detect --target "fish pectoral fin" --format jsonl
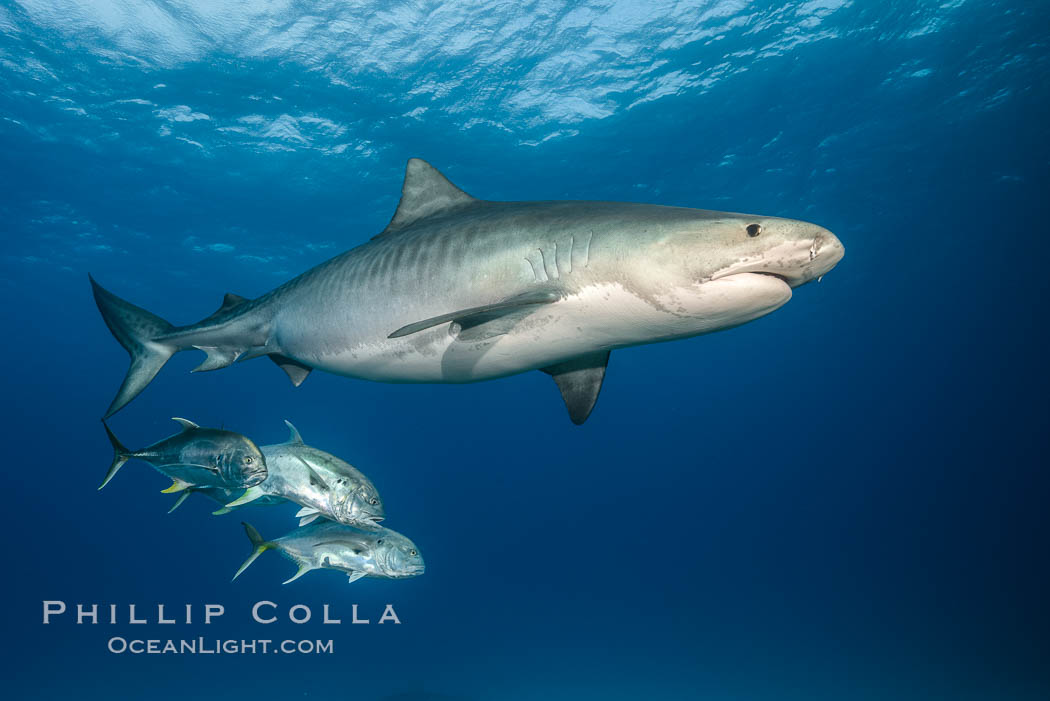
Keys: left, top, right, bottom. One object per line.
{"left": 225, "top": 486, "right": 265, "bottom": 508}
{"left": 269, "top": 354, "right": 312, "bottom": 387}
{"left": 347, "top": 571, "right": 366, "bottom": 584}
{"left": 387, "top": 290, "right": 559, "bottom": 339}
{"left": 295, "top": 456, "right": 329, "bottom": 490}
{"left": 298, "top": 513, "right": 322, "bottom": 527}
{"left": 170, "top": 417, "right": 200, "bottom": 431}
{"left": 295, "top": 506, "right": 320, "bottom": 518}
{"left": 211, "top": 507, "right": 233, "bottom": 516}
{"left": 541, "top": 351, "right": 611, "bottom": 425}
{"left": 160, "top": 478, "right": 194, "bottom": 494}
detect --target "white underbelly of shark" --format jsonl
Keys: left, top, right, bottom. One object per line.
{"left": 309, "top": 273, "right": 792, "bottom": 383}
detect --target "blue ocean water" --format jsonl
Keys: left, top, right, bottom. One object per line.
{"left": 2, "top": 1, "right": 1048, "bottom": 698}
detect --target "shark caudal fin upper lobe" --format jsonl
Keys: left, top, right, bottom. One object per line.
{"left": 233, "top": 522, "right": 276, "bottom": 581}
{"left": 90, "top": 276, "right": 178, "bottom": 419}
{"left": 100, "top": 421, "right": 131, "bottom": 490}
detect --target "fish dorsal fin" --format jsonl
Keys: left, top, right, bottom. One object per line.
{"left": 375, "top": 159, "right": 477, "bottom": 238}
{"left": 171, "top": 417, "right": 199, "bottom": 431}
{"left": 541, "top": 351, "right": 611, "bottom": 425}
{"left": 283, "top": 420, "right": 304, "bottom": 445}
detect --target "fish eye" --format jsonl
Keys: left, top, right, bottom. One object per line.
{"left": 746, "top": 223, "right": 761, "bottom": 237}
{"left": 377, "top": 539, "right": 384, "bottom": 545}
{"left": 410, "top": 549, "right": 417, "bottom": 556}
{"left": 244, "top": 456, "right": 253, "bottom": 464}
{"left": 369, "top": 498, "right": 378, "bottom": 505}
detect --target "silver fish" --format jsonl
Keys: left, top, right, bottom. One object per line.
{"left": 225, "top": 421, "right": 384, "bottom": 529}
{"left": 233, "top": 521, "right": 424, "bottom": 584}
{"left": 101, "top": 418, "right": 267, "bottom": 492}
{"left": 91, "top": 158, "right": 844, "bottom": 424}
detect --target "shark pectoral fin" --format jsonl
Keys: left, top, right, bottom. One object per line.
{"left": 191, "top": 347, "right": 241, "bottom": 373}
{"left": 171, "top": 417, "right": 200, "bottom": 431}
{"left": 282, "top": 562, "right": 313, "bottom": 585}
{"left": 269, "top": 354, "right": 312, "bottom": 387}
{"left": 542, "top": 351, "right": 611, "bottom": 425}
{"left": 283, "top": 420, "right": 304, "bottom": 445}
{"left": 295, "top": 506, "right": 320, "bottom": 518}
{"left": 298, "top": 513, "right": 321, "bottom": 527}
{"left": 388, "top": 290, "right": 558, "bottom": 339}
{"left": 167, "top": 490, "right": 192, "bottom": 513}
{"left": 347, "top": 571, "right": 366, "bottom": 584}
{"left": 225, "top": 486, "right": 265, "bottom": 508}
{"left": 160, "top": 478, "right": 194, "bottom": 494}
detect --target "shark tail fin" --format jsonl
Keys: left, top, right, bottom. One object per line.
{"left": 233, "top": 522, "right": 276, "bottom": 581}
{"left": 90, "top": 276, "right": 179, "bottom": 419}
{"left": 100, "top": 421, "right": 131, "bottom": 490}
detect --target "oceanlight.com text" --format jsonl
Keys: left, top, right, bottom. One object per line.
{"left": 107, "top": 637, "right": 334, "bottom": 655}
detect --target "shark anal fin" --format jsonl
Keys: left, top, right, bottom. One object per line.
{"left": 388, "top": 290, "right": 558, "bottom": 339}
{"left": 269, "top": 354, "right": 312, "bottom": 386}
{"left": 542, "top": 351, "right": 610, "bottom": 425}
{"left": 191, "top": 347, "right": 240, "bottom": 373}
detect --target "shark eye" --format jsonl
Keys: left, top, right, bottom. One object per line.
{"left": 746, "top": 223, "right": 762, "bottom": 237}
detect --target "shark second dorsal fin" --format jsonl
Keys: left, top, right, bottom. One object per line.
{"left": 375, "top": 159, "right": 477, "bottom": 238}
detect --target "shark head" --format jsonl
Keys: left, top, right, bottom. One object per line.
{"left": 702, "top": 214, "right": 845, "bottom": 288}
{"left": 652, "top": 211, "right": 845, "bottom": 289}
{"left": 626, "top": 209, "right": 845, "bottom": 339}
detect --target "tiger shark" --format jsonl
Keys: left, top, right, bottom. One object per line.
{"left": 92, "top": 158, "right": 844, "bottom": 424}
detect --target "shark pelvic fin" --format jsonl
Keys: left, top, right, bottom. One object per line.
{"left": 376, "top": 158, "right": 478, "bottom": 237}
{"left": 269, "top": 354, "right": 312, "bottom": 386}
{"left": 283, "top": 420, "right": 304, "bottom": 445}
{"left": 171, "top": 417, "right": 200, "bottom": 431}
{"left": 542, "top": 351, "right": 611, "bottom": 425}
{"left": 388, "top": 290, "right": 558, "bottom": 339}
{"left": 161, "top": 478, "right": 194, "bottom": 494}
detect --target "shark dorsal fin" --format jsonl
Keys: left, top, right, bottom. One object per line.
{"left": 375, "top": 159, "right": 477, "bottom": 238}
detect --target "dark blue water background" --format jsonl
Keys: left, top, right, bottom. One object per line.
{"left": 2, "top": 1, "right": 1048, "bottom": 698}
